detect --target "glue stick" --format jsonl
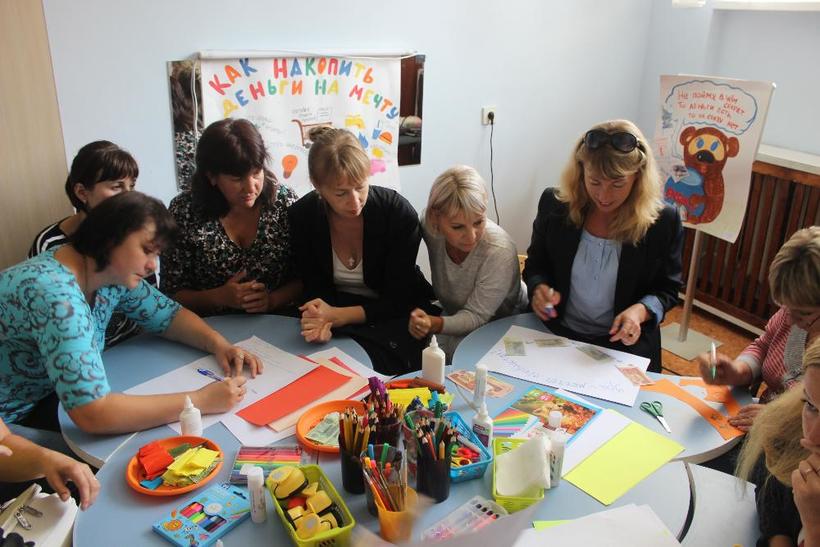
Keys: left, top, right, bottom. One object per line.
{"left": 241, "top": 464, "right": 267, "bottom": 523}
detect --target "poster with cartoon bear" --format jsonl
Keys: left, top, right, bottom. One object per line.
{"left": 654, "top": 75, "right": 775, "bottom": 243}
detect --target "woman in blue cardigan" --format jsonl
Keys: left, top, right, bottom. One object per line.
{"left": 523, "top": 119, "right": 683, "bottom": 372}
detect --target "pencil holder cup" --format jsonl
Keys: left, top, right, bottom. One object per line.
{"left": 400, "top": 409, "right": 435, "bottom": 478}
{"left": 375, "top": 487, "right": 418, "bottom": 543}
{"left": 361, "top": 444, "right": 401, "bottom": 517}
{"left": 416, "top": 454, "right": 450, "bottom": 503}
{"left": 340, "top": 447, "right": 364, "bottom": 495}
{"left": 372, "top": 420, "right": 402, "bottom": 447}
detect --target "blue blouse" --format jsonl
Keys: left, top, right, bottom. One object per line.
{"left": 563, "top": 230, "right": 663, "bottom": 336}
{"left": 0, "top": 249, "right": 181, "bottom": 423}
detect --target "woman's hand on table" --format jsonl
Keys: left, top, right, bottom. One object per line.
{"left": 195, "top": 376, "right": 247, "bottom": 413}
{"left": 531, "top": 283, "right": 561, "bottom": 322}
{"left": 213, "top": 343, "right": 262, "bottom": 378}
{"left": 696, "top": 353, "right": 752, "bottom": 386}
{"left": 609, "top": 304, "right": 647, "bottom": 346}
{"left": 728, "top": 403, "right": 764, "bottom": 432}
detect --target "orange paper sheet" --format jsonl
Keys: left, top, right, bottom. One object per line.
{"left": 641, "top": 379, "right": 744, "bottom": 440}
{"left": 237, "top": 365, "right": 350, "bottom": 426}
{"left": 679, "top": 378, "right": 742, "bottom": 416}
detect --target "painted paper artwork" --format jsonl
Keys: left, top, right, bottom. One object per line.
{"left": 654, "top": 75, "right": 774, "bottom": 243}
{"left": 200, "top": 55, "right": 401, "bottom": 196}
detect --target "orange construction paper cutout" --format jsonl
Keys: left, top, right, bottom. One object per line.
{"left": 679, "top": 378, "right": 742, "bottom": 417}
{"left": 237, "top": 365, "right": 350, "bottom": 426}
{"left": 641, "top": 379, "right": 744, "bottom": 441}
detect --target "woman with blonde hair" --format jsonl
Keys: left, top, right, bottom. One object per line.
{"left": 288, "top": 127, "right": 435, "bottom": 375}
{"left": 408, "top": 165, "right": 527, "bottom": 358}
{"left": 523, "top": 120, "right": 683, "bottom": 372}
{"left": 736, "top": 338, "right": 820, "bottom": 546}
{"left": 698, "top": 226, "right": 820, "bottom": 430}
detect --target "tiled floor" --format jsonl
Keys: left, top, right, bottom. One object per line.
{"left": 660, "top": 306, "right": 756, "bottom": 377}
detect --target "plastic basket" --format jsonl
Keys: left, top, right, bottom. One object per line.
{"left": 267, "top": 464, "right": 356, "bottom": 547}
{"left": 491, "top": 438, "right": 544, "bottom": 512}
{"left": 401, "top": 410, "right": 492, "bottom": 483}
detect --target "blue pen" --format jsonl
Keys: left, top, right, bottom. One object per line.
{"left": 197, "top": 368, "right": 257, "bottom": 394}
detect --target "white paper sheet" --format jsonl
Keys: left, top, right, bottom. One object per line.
{"left": 514, "top": 504, "right": 680, "bottom": 547}
{"left": 125, "top": 336, "right": 316, "bottom": 435}
{"left": 306, "top": 347, "right": 387, "bottom": 381}
{"left": 480, "top": 325, "right": 649, "bottom": 406}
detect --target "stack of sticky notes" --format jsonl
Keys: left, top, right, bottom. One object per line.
{"left": 161, "top": 446, "right": 220, "bottom": 487}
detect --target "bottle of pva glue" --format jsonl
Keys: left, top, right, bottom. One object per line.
{"left": 472, "top": 400, "right": 493, "bottom": 448}
{"left": 422, "top": 335, "right": 446, "bottom": 385}
{"left": 179, "top": 395, "right": 202, "bottom": 437}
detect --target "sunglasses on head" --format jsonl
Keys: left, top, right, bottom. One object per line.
{"left": 583, "top": 130, "right": 642, "bottom": 153}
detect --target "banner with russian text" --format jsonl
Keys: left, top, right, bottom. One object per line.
{"left": 654, "top": 75, "right": 774, "bottom": 243}
{"left": 201, "top": 56, "right": 401, "bottom": 196}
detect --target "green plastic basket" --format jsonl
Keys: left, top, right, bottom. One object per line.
{"left": 491, "top": 438, "right": 545, "bottom": 512}
{"left": 267, "top": 464, "right": 356, "bottom": 547}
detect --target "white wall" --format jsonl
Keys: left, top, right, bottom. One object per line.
{"left": 42, "top": 0, "right": 652, "bottom": 251}
{"left": 636, "top": 2, "right": 820, "bottom": 156}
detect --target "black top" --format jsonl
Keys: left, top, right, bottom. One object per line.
{"left": 288, "top": 185, "right": 433, "bottom": 322}
{"left": 751, "top": 458, "right": 803, "bottom": 546}
{"left": 523, "top": 188, "right": 683, "bottom": 330}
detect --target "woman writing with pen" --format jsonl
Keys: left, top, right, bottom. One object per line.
{"left": 698, "top": 227, "right": 820, "bottom": 431}
{"left": 0, "top": 192, "right": 261, "bottom": 439}
{"left": 523, "top": 120, "right": 683, "bottom": 372}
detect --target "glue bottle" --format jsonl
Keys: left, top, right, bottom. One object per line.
{"left": 473, "top": 363, "right": 489, "bottom": 409}
{"left": 179, "top": 396, "right": 202, "bottom": 437}
{"left": 472, "top": 400, "right": 493, "bottom": 449}
{"left": 422, "top": 335, "right": 446, "bottom": 385}
{"left": 241, "top": 464, "right": 267, "bottom": 523}
{"left": 546, "top": 411, "right": 566, "bottom": 487}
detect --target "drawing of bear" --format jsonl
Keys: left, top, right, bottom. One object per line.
{"left": 664, "top": 126, "right": 739, "bottom": 224}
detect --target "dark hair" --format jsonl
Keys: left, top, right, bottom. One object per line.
{"left": 72, "top": 192, "right": 177, "bottom": 271}
{"left": 65, "top": 141, "right": 139, "bottom": 212}
{"left": 190, "top": 118, "right": 276, "bottom": 218}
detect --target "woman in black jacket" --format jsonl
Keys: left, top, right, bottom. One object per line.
{"left": 523, "top": 119, "right": 683, "bottom": 372}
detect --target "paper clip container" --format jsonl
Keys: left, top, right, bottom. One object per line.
{"left": 401, "top": 410, "right": 492, "bottom": 483}
{"left": 491, "top": 438, "right": 544, "bottom": 513}
{"left": 268, "top": 465, "right": 356, "bottom": 547}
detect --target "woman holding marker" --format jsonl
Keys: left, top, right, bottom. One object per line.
{"left": 697, "top": 227, "right": 820, "bottom": 431}
{"left": 736, "top": 338, "right": 820, "bottom": 547}
{"left": 408, "top": 165, "right": 527, "bottom": 359}
{"left": 163, "top": 118, "right": 301, "bottom": 316}
{"left": 288, "top": 127, "right": 436, "bottom": 375}
{"left": 0, "top": 192, "right": 260, "bottom": 436}
{"left": 523, "top": 120, "right": 683, "bottom": 372}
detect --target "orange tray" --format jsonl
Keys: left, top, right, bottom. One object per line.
{"left": 295, "top": 400, "right": 366, "bottom": 454}
{"left": 126, "top": 435, "right": 223, "bottom": 496}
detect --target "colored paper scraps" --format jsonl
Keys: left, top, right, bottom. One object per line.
{"left": 564, "top": 421, "right": 683, "bottom": 505}
{"left": 641, "top": 379, "right": 743, "bottom": 440}
{"left": 161, "top": 446, "right": 220, "bottom": 487}
{"left": 386, "top": 387, "right": 454, "bottom": 410}
{"left": 138, "top": 441, "right": 174, "bottom": 479}
{"left": 678, "top": 378, "right": 742, "bottom": 416}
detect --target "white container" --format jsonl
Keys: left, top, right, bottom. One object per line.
{"left": 241, "top": 464, "right": 267, "bottom": 523}
{"left": 547, "top": 410, "right": 562, "bottom": 431}
{"left": 179, "top": 396, "right": 202, "bottom": 437}
{"left": 472, "top": 400, "right": 493, "bottom": 448}
{"left": 473, "top": 363, "right": 488, "bottom": 409}
{"left": 421, "top": 335, "right": 446, "bottom": 385}
{"left": 547, "top": 429, "right": 566, "bottom": 488}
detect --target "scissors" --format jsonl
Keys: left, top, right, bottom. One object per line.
{"left": 640, "top": 400, "right": 671, "bottom": 433}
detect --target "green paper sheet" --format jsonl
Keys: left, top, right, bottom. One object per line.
{"left": 564, "top": 422, "right": 683, "bottom": 505}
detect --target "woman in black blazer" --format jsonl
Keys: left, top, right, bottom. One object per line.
{"left": 288, "top": 127, "right": 434, "bottom": 375}
{"left": 523, "top": 120, "right": 683, "bottom": 372}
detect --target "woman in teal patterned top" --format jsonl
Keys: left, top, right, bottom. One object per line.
{"left": 0, "top": 192, "right": 261, "bottom": 435}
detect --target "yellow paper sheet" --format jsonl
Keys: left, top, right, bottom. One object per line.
{"left": 386, "top": 388, "right": 454, "bottom": 409}
{"left": 533, "top": 520, "right": 568, "bottom": 530}
{"left": 188, "top": 447, "right": 218, "bottom": 470}
{"left": 166, "top": 448, "right": 197, "bottom": 473}
{"left": 564, "top": 422, "right": 683, "bottom": 505}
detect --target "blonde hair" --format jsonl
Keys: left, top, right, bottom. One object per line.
{"left": 736, "top": 338, "right": 820, "bottom": 486}
{"left": 769, "top": 226, "right": 820, "bottom": 308}
{"left": 557, "top": 119, "right": 663, "bottom": 245}
{"left": 425, "top": 165, "right": 488, "bottom": 230}
{"left": 307, "top": 127, "right": 370, "bottom": 188}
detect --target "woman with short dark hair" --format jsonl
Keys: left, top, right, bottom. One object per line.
{"left": 1, "top": 192, "right": 260, "bottom": 436}
{"left": 162, "top": 118, "right": 300, "bottom": 315}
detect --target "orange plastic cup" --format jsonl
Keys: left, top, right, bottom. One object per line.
{"left": 375, "top": 487, "right": 418, "bottom": 543}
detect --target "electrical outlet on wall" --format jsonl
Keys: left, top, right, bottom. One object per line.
{"left": 482, "top": 106, "right": 496, "bottom": 125}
